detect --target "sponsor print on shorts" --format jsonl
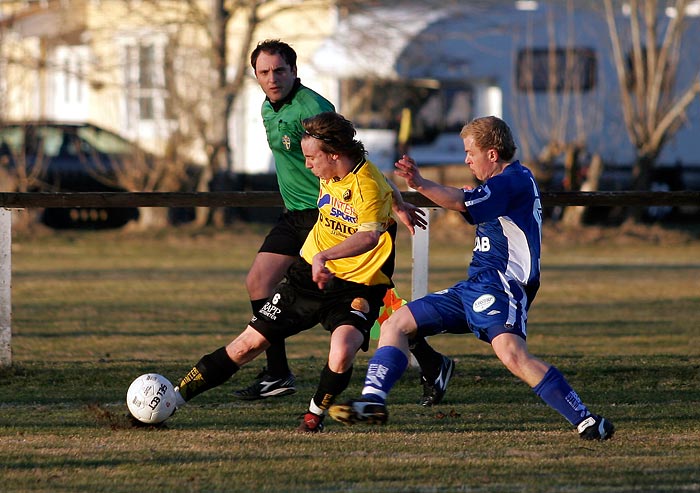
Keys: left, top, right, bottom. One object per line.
{"left": 472, "top": 294, "right": 496, "bottom": 313}
{"left": 260, "top": 293, "right": 283, "bottom": 320}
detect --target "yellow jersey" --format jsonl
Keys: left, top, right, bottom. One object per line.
{"left": 301, "top": 159, "right": 394, "bottom": 286}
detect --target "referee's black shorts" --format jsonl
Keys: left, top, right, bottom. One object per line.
{"left": 258, "top": 209, "right": 318, "bottom": 257}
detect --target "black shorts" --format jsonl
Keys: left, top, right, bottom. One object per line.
{"left": 250, "top": 259, "right": 390, "bottom": 352}
{"left": 258, "top": 209, "right": 318, "bottom": 257}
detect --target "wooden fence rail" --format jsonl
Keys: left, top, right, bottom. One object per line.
{"left": 1, "top": 190, "right": 699, "bottom": 208}
{"left": 1, "top": 190, "right": 698, "bottom": 367}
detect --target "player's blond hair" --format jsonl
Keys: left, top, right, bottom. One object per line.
{"left": 460, "top": 116, "right": 517, "bottom": 161}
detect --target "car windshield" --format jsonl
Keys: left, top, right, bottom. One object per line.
{"left": 77, "top": 126, "right": 134, "bottom": 155}
{"left": 0, "top": 124, "right": 135, "bottom": 158}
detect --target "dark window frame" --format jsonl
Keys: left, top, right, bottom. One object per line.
{"left": 516, "top": 46, "right": 597, "bottom": 93}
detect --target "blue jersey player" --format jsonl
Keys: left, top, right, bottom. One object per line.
{"left": 329, "top": 116, "right": 614, "bottom": 441}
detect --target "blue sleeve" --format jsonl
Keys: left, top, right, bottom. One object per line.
{"left": 463, "top": 178, "right": 511, "bottom": 223}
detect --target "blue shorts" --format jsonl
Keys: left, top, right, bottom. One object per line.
{"left": 408, "top": 269, "right": 530, "bottom": 343}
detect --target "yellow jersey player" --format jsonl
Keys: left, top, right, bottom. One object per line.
{"left": 169, "top": 112, "right": 397, "bottom": 432}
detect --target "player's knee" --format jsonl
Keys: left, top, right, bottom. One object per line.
{"left": 495, "top": 345, "right": 536, "bottom": 380}
{"left": 382, "top": 306, "right": 416, "bottom": 338}
{"left": 328, "top": 336, "right": 361, "bottom": 373}
{"left": 246, "top": 265, "right": 283, "bottom": 298}
{"left": 496, "top": 350, "right": 520, "bottom": 373}
{"left": 327, "top": 350, "right": 355, "bottom": 373}
{"left": 226, "top": 329, "right": 268, "bottom": 364}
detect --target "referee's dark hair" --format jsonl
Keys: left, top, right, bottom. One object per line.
{"left": 250, "top": 39, "right": 297, "bottom": 72}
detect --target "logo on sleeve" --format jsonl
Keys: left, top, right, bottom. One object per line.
{"left": 473, "top": 294, "right": 496, "bottom": 313}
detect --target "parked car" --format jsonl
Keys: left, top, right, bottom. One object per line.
{"left": 0, "top": 121, "right": 147, "bottom": 229}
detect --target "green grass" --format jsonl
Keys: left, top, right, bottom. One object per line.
{"left": 1, "top": 223, "right": 699, "bottom": 492}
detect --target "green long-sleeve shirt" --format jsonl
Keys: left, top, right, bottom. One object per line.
{"left": 261, "top": 79, "right": 335, "bottom": 211}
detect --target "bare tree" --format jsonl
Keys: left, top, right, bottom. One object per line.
{"left": 510, "top": 0, "right": 605, "bottom": 226}
{"left": 129, "top": 0, "right": 336, "bottom": 226}
{"left": 2, "top": 0, "right": 337, "bottom": 229}
{"left": 0, "top": 18, "right": 48, "bottom": 230}
{"left": 604, "top": 0, "right": 700, "bottom": 196}
{"left": 330, "top": 1, "right": 607, "bottom": 225}
{"left": 0, "top": 136, "right": 49, "bottom": 231}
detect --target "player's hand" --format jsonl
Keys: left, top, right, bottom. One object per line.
{"left": 312, "top": 253, "right": 334, "bottom": 290}
{"left": 394, "top": 155, "right": 424, "bottom": 190}
{"left": 393, "top": 201, "right": 427, "bottom": 234}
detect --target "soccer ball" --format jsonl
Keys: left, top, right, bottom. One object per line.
{"left": 126, "top": 373, "right": 177, "bottom": 424}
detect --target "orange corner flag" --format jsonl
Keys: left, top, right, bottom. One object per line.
{"left": 370, "top": 288, "right": 408, "bottom": 340}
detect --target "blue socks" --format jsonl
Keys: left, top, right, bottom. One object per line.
{"left": 360, "top": 351, "right": 592, "bottom": 426}
{"left": 361, "top": 346, "right": 409, "bottom": 403}
{"left": 533, "top": 366, "right": 591, "bottom": 426}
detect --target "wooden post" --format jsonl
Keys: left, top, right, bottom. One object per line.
{"left": 408, "top": 208, "right": 430, "bottom": 368}
{"left": 0, "top": 208, "right": 11, "bottom": 367}
{"left": 411, "top": 208, "right": 430, "bottom": 301}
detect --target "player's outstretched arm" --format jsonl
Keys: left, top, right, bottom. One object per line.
{"left": 386, "top": 178, "right": 427, "bottom": 235}
{"left": 394, "top": 155, "right": 467, "bottom": 212}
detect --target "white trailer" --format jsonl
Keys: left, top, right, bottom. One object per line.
{"left": 311, "top": 2, "right": 700, "bottom": 189}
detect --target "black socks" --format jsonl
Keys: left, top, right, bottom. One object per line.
{"left": 177, "top": 346, "right": 239, "bottom": 402}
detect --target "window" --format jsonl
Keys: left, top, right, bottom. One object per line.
{"left": 61, "top": 57, "right": 84, "bottom": 104}
{"left": 339, "top": 78, "right": 472, "bottom": 144}
{"left": 516, "top": 47, "right": 597, "bottom": 92}
{"left": 138, "top": 44, "right": 156, "bottom": 120}
{"left": 123, "top": 38, "right": 172, "bottom": 123}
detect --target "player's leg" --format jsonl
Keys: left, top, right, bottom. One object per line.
{"left": 490, "top": 331, "right": 550, "bottom": 386}
{"left": 406, "top": 286, "right": 471, "bottom": 407}
{"left": 410, "top": 337, "right": 456, "bottom": 406}
{"left": 236, "top": 210, "right": 316, "bottom": 400}
{"left": 174, "top": 327, "right": 270, "bottom": 406}
{"left": 298, "top": 325, "right": 364, "bottom": 433}
{"left": 489, "top": 322, "right": 614, "bottom": 440}
{"left": 330, "top": 287, "right": 468, "bottom": 425}
{"left": 235, "top": 251, "right": 297, "bottom": 400}
{"left": 328, "top": 306, "right": 416, "bottom": 425}
{"left": 246, "top": 251, "right": 294, "bottom": 301}
{"left": 371, "top": 285, "right": 449, "bottom": 406}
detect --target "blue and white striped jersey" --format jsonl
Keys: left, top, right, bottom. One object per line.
{"left": 461, "top": 160, "right": 543, "bottom": 303}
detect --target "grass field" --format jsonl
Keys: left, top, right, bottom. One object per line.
{"left": 1, "top": 221, "right": 699, "bottom": 492}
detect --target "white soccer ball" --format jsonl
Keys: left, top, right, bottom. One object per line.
{"left": 126, "top": 373, "right": 177, "bottom": 424}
